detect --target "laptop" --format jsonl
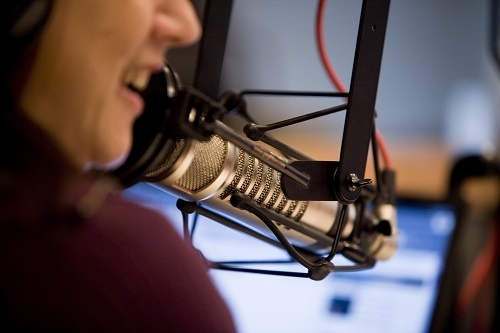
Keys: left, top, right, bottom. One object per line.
{"left": 204, "top": 197, "right": 456, "bottom": 333}
{"left": 125, "top": 184, "right": 458, "bottom": 333}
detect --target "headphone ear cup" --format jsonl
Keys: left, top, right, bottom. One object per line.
{"left": 7, "top": 0, "right": 52, "bottom": 37}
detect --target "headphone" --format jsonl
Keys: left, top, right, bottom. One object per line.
{"left": 3, "top": 0, "right": 53, "bottom": 76}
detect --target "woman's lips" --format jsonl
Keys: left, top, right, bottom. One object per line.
{"left": 122, "top": 68, "right": 153, "bottom": 115}
{"left": 121, "top": 85, "right": 144, "bottom": 115}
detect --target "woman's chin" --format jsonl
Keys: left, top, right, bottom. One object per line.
{"left": 83, "top": 153, "right": 128, "bottom": 173}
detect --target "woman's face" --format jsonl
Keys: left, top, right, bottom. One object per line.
{"left": 19, "top": 0, "right": 201, "bottom": 169}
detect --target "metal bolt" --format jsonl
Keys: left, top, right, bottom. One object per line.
{"left": 348, "top": 173, "right": 372, "bottom": 191}
{"left": 188, "top": 108, "right": 197, "bottom": 123}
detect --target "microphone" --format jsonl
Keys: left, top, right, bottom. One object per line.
{"left": 113, "top": 65, "right": 398, "bottom": 278}
{"left": 144, "top": 133, "right": 355, "bottom": 251}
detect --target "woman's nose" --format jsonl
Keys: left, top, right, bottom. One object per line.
{"left": 154, "top": 0, "right": 202, "bottom": 48}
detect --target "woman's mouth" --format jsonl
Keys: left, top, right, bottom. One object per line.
{"left": 121, "top": 68, "right": 152, "bottom": 114}
{"left": 124, "top": 69, "right": 152, "bottom": 92}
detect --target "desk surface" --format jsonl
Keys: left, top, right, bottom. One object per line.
{"left": 279, "top": 133, "right": 454, "bottom": 201}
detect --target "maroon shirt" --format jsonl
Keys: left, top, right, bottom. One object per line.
{"left": 0, "top": 111, "right": 236, "bottom": 332}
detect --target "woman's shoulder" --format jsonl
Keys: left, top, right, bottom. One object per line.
{"left": 63, "top": 177, "right": 236, "bottom": 330}
{"left": 65, "top": 176, "right": 182, "bottom": 246}
{"left": 2, "top": 175, "right": 236, "bottom": 332}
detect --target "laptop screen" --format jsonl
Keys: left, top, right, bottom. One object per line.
{"left": 199, "top": 197, "right": 457, "bottom": 333}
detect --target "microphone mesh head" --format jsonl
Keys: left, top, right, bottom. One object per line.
{"left": 176, "top": 135, "right": 227, "bottom": 191}
{"left": 143, "top": 139, "right": 187, "bottom": 181}
{"left": 145, "top": 135, "right": 228, "bottom": 192}
{"left": 146, "top": 134, "right": 309, "bottom": 222}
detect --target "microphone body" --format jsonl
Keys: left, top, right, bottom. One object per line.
{"left": 144, "top": 134, "right": 355, "bottom": 250}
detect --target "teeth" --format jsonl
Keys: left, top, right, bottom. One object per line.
{"left": 124, "top": 69, "right": 151, "bottom": 91}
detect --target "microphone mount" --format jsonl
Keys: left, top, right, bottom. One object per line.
{"left": 167, "top": 0, "right": 390, "bottom": 206}
{"left": 117, "top": 0, "right": 395, "bottom": 280}
{"left": 176, "top": 193, "right": 377, "bottom": 281}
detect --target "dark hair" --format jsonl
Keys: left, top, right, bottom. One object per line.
{"left": 1, "top": 0, "right": 52, "bottom": 106}
{"left": 2, "top": 0, "right": 52, "bottom": 79}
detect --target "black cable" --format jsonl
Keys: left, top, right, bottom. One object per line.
{"left": 229, "top": 194, "right": 324, "bottom": 271}
{"left": 229, "top": 192, "right": 336, "bottom": 280}
{"left": 326, "top": 204, "right": 348, "bottom": 261}
{"left": 230, "top": 193, "right": 375, "bottom": 276}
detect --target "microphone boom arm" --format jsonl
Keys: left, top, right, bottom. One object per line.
{"left": 335, "top": 0, "right": 390, "bottom": 204}
{"left": 169, "top": 0, "right": 391, "bottom": 206}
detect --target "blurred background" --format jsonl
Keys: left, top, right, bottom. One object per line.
{"left": 169, "top": 0, "right": 499, "bottom": 200}
{"left": 146, "top": 0, "right": 500, "bottom": 332}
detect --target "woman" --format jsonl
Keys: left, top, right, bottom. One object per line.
{"left": 0, "top": 0, "right": 236, "bottom": 331}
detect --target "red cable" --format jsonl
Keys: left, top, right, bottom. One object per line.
{"left": 455, "top": 216, "right": 500, "bottom": 319}
{"left": 316, "top": 0, "right": 348, "bottom": 93}
{"left": 315, "top": 0, "right": 393, "bottom": 169}
{"left": 317, "top": 2, "right": 499, "bottom": 327}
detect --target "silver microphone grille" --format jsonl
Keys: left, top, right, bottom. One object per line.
{"left": 174, "top": 135, "right": 227, "bottom": 192}
{"left": 218, "top": 149, "right": 309, "bottom": 222}
{"left": 144, "top": 139, "right": 187, "bottom": 180}
{"left": 145, "top": 135, "right": 309, "bottom": 222}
